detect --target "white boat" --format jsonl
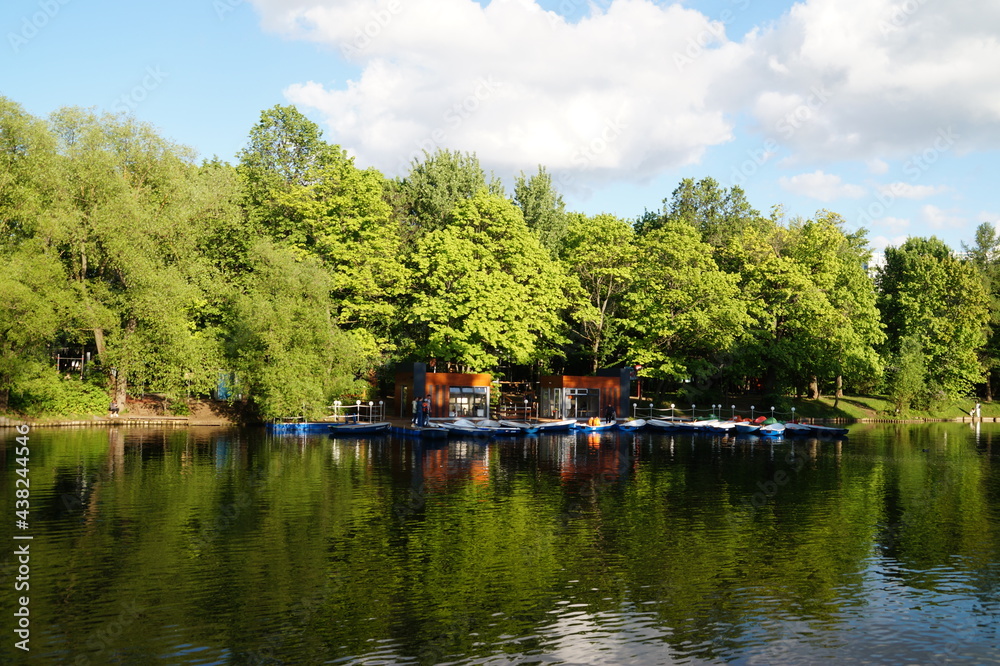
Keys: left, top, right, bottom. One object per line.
{"left": 647, "top": 418, "right": 681, "bottom": 430}
{"left": 782, "top": 422, "right": 814, "bottom": 436}
{"left": 759, "top": 423, "right": 786, "bottom": 438}
{"left": 475, "top": 419, "right": 522, "bottom": 436}
{"left": 438, "top": 418, "right": 493, "bottom": 436}
{"left": 619, "top": 419, "right": 646, "bottom": 431}
{"left": 499, "top": 418, "right": 577, "bottom": 433}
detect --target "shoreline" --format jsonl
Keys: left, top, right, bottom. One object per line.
{"left": 1, "top": 415, "right": 997, "bottom": 428}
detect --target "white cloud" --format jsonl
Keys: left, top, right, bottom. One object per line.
{"left": 250, "top": 0, "right": 747, "bottom": 192}
{"left": 870, "top": 234, "right": 909, "bottom": 253}
{"left": 778, "top": 170, "right": 866, "bottom": 201}
{"left": 921, "top": 204, "right": 965, "bottom": 230}
{"left": 248, "top": 0, "right": 1000, "bottom": 195}
{"left": 876, "top": 182, "right": 948, "bottom": 199}
{"left": 738, "top": 0, "right": 1000, "bottom": 163}
{"left": 866, "top": 158, "right": 889, "bottom": 174}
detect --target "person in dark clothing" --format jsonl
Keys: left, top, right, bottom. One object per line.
{"left": 416, "top": 398, "right": 426, "bottom": 427}
{"left": 604, "top": 404, "right": 616, "bottom": 424}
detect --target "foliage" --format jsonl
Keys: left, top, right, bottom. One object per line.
{"left": 405, "top": 190, "right": 568, "bottom": 371}
{"left": 877, "top": 236, "right": 990, "bottom": 399}
{"left": 225, "top": 241, "right": 371, "bottom": 420}
{"left": 514, "top": 166, "right": 568, "bottom": 253}
{"left": 560, "top": 213, "right": 635, "bottom": 372}
{"left": 3, "top": 92, "right": 999, "bottom": 417}
{"left": 623, "top": 221, "right": 748, "bottom": 383}
{"left": 396, "top": 149, "right": 503, "bottom": 238}
{"left": 9, "top": 364, "right": 108, "bottom": 416}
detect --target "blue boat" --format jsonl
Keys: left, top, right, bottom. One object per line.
{"left": 329, "top": 421, "right": 391, "bottom": 436}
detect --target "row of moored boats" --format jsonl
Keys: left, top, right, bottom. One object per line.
{"left": 269, "top": 415, "right": 848, "bottom": 439}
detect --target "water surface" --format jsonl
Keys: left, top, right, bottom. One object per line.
{"left": 1, "top": 422, "right": 998, "bottom": 664}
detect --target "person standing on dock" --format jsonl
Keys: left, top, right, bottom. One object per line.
{"left": 422, "top": 395, "right": 432, "bottom": 426}
{"left": 604, "top": 403, "right": 616, "bottom": 424}
{"left": 415, "top": 397, "right": 425, "bottom": 427}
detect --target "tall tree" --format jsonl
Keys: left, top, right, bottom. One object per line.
{"left": 405, "top": 190, "right": 567, "bottom": 371}
{"left": 236, "top": 104, "right": 334, "bottom": 243}
{"left": 559, "top": 213, "right": 634, "bottom": 373}
{"left": 877, "top": 236, "right": 990, "bottom": 402}
{"left": 623, "top": 221, "right": 748, "bottom": 386}
{"left": 784, "top": 212, "right": 885, "bottom": 398}
{"left": 225, "top": 241, "right": 369, "bottom": 420}
{"left": 47, "top": 107, "right": 229, "bottom": 405}
{"left": 514, "top": 166, "right": 568, "bottom": 254}
{"left": 396, "top": 149, "right": 503, "bottom": 239}
{"left": 962, "top": 222, "right": 1000, "bottom": 401}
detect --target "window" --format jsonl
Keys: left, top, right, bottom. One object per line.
{"left": 449, "top": 386, "right": 489, "bottom": 418}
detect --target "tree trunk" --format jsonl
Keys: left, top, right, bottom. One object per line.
{"left": 0, "top": 388, "right": 8, "bottom": 412}
{"left": 835, "top": 374, "right": 844, "bottom": 399}
{"left": 987, "top": 371, "right": 994, "bottom": 403}
{"left": 808, "top": 376, "right": 820, "bottom": 400}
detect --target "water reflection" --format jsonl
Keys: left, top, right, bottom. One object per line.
{"left": 1, "top": 423, "right": 999, "bottom": 664}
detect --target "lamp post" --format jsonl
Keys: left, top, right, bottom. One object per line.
{"left": 670, "top": 403, "right": 675, "bottom": 421}
{"left": 356, "top": 400, "right": 361, "bottom": 423}
{"left": 770, "top": 405, "right": 775, "bottom": 420}
{"left": 790, "top": 406, "right": 795, "bottom": 423}
{"left": 731, "top": 404, "right": 736, "bottom": 419}
{"left": 524, "top": 398, "right": 529, "bottom": 421}
{"left": 379, "top": 400, "right": 384, "bottom": 421}
{"left": 751, "top": 405, "right": 755, "bottom": 420}
{"left": 368, "top": 401, "right": 373, "bottom": 423}
{"left": 691, "top": 404, "right": 696, "bottom": 420}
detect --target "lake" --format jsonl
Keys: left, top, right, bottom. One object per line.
{"left": 1, "top": 422, "right": 998, "bottom": 664}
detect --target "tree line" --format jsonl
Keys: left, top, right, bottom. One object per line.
{"left": 1, "top": 97, "right": 996, "bottom": 418}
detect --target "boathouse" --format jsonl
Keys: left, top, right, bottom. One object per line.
{"left": 539, "top": 368, "right": 630, "bottom": 420}
{"left": 394, "top": 363, "right": 493, "bottom": 420}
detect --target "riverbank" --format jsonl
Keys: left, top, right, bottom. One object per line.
{"left": 0, "top": 398, "right": 239, "bottom": 428}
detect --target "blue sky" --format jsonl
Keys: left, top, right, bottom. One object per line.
{"left": 3, "top": 0, "right": 998, "bottom": 254}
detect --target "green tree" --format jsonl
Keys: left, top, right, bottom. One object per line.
{"left": 783, "top": 212, "right": 885, "bottom": 398}
{"left": 396, "top": 149, "right": 503, "bottom": 239}
{"left": 47, "top": 107, "right": 229, "bottom": 406}
{"left": 226, "top": 241, "right": 369, "bottom": 420}
{"left": 636, "top": 177, "right": 770, "bottom": 249}
{"left": 623, "top": 222, "right": 748, "bottom": 386}
{"left": 559, "top": 213, "right": 635, "bottom": 373}
{"left": 962, "top": 222, "right": 1000, "bottom": 401}
{"left": 886, "top": 334, "right": 928, "bottom": 412}
{"left": 514, "top": 166, "right": 568, "bottom": 254}
{"left": 877, "top": 236, "right": 990, "bottom": 400}
{"left": 405, "top": 190, "right": 567, "bottom": 371}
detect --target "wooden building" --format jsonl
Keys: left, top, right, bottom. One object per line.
{"left": 394, "top": 363, "right": 493, "bottom": 420}
{"left": 539, "top": 368, "right": 630, "bottom": 420}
